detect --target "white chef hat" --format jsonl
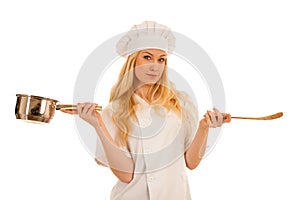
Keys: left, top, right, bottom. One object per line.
{"left": 116, "top": 21, "right": 176, "bottom": 57}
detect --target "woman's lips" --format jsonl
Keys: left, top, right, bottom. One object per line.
{"left": 146, "top": 73, "right": 158, "bottom": 77}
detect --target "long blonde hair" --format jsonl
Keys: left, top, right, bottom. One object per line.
{"left": 109, "top": 51, "right": 198, "bottom": 146}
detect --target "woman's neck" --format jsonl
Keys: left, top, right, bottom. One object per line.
{"left": 134, "top": 84, "right": 153, "bottom": 102}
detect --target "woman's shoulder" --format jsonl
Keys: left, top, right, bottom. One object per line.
{"left": 102, "top": 102, "right": 116, "bottom": 121}
{"left": 103, "top": 101, "right": 121, "bottom": 113}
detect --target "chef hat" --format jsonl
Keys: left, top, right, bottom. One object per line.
{"left": 116, "top": 21, "right": 176, "bottom": 57}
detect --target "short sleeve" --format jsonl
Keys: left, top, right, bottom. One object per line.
{"left": 178, "top": 93, "right": 199, "bottom": 151}
{"left": 95, "top": 103, "right": 117, "bottom": 166}
{"left": 95, "top": 103, "right": 131, "bottom": 166}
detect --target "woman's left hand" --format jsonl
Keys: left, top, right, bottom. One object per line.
{"left": 200, "top": 108, "right": 231, "bottom": 129}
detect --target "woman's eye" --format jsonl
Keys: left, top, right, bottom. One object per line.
{"left": 158, "top": 58, "right": 165, "bottom": 62}
{"left": 144, "top": 55, "right": 151, "bottom": 60}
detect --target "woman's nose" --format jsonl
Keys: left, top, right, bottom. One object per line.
{"left": 149, "top": 63, "right": 160, "bottom": 71}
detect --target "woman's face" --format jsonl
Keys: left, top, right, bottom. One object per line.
{"left": 134, "top": 49, "right": 167, "bottom": 85}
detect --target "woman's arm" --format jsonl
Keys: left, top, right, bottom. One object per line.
{"left": 62, "top": 103, "right": 134, "bottom": 183}
{"left": 185, "top": 108, "right": 231, "bottom": 170}
{"left": 184, "top": 122, "right": 209, "bottom": 170}
{"left": 94, "top": 117, "right": 134, "bottom": 183}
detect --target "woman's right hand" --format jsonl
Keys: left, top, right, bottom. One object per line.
{"left": 61, "top": 103, "right": 101, "bottom": 128}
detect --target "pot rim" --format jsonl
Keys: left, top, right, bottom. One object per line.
{"left": 16, "top": 94, "right": 59, "bottom": 103}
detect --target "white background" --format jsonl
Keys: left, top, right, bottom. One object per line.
{"left": 1, "top": 0, "right": 299, "bottom": 199}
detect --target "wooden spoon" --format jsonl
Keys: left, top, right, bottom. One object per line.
{"left": 230, "top": 112, "right": 283, "bottom": 120}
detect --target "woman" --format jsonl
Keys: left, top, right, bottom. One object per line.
{"left": 62, "top": 21, "right": 231, "bottom": 200}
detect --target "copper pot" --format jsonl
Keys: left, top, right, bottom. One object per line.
{"left": 15, "top": 94, "right": 102, "bottom": 123}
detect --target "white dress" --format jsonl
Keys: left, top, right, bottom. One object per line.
{"left": 95, "top": 94, "right": 196, "bottom": 200}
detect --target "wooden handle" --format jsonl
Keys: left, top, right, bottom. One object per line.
{"left": 230, "top": 112, "right": 283, "bottom": 120}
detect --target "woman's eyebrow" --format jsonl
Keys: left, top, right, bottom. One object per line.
{"left": 142, "top": 51, "right": 166, "bottom": 57}
{"left": 159, "top": 54, "right": 167, "bottom": 57}
{"left": 142, "top": 51, "right": 153, "bottom": 56}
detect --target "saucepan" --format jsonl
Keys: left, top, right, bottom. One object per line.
{"left": 15, "top": 94, "right": 102, "bottom": 123}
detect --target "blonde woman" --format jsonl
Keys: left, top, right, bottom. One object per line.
{"left": 62, "top": 21, "right": 231, "bottom": 200}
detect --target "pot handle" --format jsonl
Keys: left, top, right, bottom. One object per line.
{"left": 56, "top": 104, "right": 102, "bottom": 111}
